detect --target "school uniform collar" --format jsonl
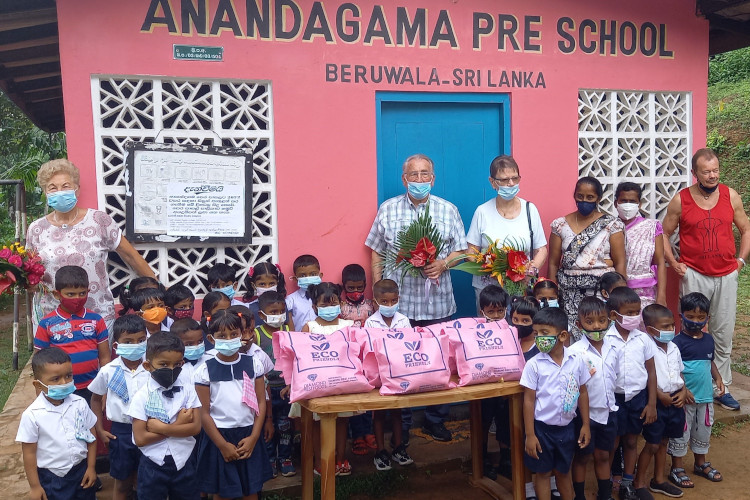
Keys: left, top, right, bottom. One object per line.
{"left": 605, "top": 323, "right": 646, "bottom": 342}
{"left": 537, "top": 346, "right": 576, "bottom": 366}
{"left": 146, "top": 376, "right": 181, "bottom": 394}
{"left": 55, "top": 306, "right": 88, "bottom": 320}
{"left": 31, "top": 390, "right": 76, "bottom": 413}
{"left": 652, "top": 337, "right": 678, "bottom": 355}
{"left": 112, "top": 355, "right": 146, "bottom": 374}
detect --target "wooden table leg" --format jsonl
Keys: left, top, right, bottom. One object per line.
{"left": 300, "top": 406, "right": 314, "bottom": 500}
{"left": 510, "top": 392, "right": 525, "bottom": 500}
{"left": 469, "top": 399, "right": 483, "bottom": 481}
{"left": 319, "top": 413, "right": 337, "bottom": 500}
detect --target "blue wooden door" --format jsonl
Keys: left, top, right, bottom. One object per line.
{"left": 376, "top": 93, "right": 511, "bottom": 318}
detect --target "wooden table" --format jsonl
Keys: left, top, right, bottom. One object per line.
{"left": 298, "top": 381, "right": 525, "bottom": 500}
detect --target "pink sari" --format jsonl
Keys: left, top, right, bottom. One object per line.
{"left": 624, "top": 217, "right": 662, "bottom": 308}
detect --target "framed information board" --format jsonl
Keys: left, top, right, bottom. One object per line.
{"left": 124, "top": 142, "right": 253, "bottom": 244}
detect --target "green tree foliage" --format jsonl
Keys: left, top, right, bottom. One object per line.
{"left": 709, "top": 47, "right": 750, "bottom": 85}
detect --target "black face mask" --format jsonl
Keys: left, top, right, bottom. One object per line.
{"left": 698, "top": 182, "right": 718, "bottom": 194}
{"left": 514, "top": 323, "right": 534, "bottom": 338}
{"left": 151, "top": 366, "right": 182, "bottom": 388}
{"left": 681, "top": 314, "right": 708, "bottom": 333}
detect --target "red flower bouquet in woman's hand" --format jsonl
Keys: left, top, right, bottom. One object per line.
{"left": 0, "top": 242, "right": 46, "bottom": 295}
{"left": 506, "top": 250, "right": 529, "bottom": 282}
{"left": 452, "top": 235, "right": 530, "bottom": 296}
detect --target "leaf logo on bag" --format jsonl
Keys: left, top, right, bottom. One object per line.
{"left": 310, "top": 334, "right": 327, "bottom": 342}
{"left": 400, "top": 381, "right": 410, "bottom": 390}
{"left": 452, "top": 320, "right": 462, "bottom": 328}
{"left": 475, "top": 363, "right": 484, "bottom": 371}
{"left": 308, "top": 374, "right": 318, "bottom": 381}
{"left": 312, "top": 342, "right": 330, "bottom": 351}
{"left": 387, "top": 332, "right": 404, "bottom": 339}
{"left": 405, "top": 341, "right": 421, "bottom": 351}
{"left": 477, "top": 330, "right": 493, "bottom": 340}
{"left": 477, "top": 330, "right": 504, "bottom": 350}
{"left": 310, "top": 342, "right": 339, "bottom": 362}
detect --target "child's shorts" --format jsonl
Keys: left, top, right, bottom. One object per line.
{"left": 524, "top": 420, "right": 576, "bottom": 474}
{"left": 642, "top": 401, "right": 686, "bottom": 445}
{"left": 38, "top": 458, "right": 96, "bottom": 500}
{"left": 574, "top": 411, "right": 618, "bottom": 454}
{"left": 668, "top": 402, "right": 713, "bottom": 457}
{"left": 615, "top": 388, "right": 647, "bottom": 436}
{"left": 108, "top": 422, "right": 141, "bottom": 480}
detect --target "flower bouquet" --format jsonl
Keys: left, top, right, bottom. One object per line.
{"left": 382, "top": 204, "right": 445, "bottom": 284}
{"left": 452, "top": 234, "right": 530, "bottom": 296}
{"left": 0, "top": 242, "right": 45, "bottom": 296}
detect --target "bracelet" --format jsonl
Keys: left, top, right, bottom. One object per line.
{"left": 739, "top": 257, "right": 746, "bottom": 266}
{"left": 443, "top": 260, "right": 449, "bottom": 271}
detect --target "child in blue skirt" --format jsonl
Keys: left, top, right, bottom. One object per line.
{"left": 195, "top": 309, "right": 273, "bottom": 499}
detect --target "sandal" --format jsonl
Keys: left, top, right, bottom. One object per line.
{"left": 649, "top": 479, "right": 684, "bottom": 498}
{"left": 352, "top": 437, "right": 369, "bottom": 455}
{"left": 668, "top": 468, "right": 694, "bottom": 488}
{"left": 365, "top": 433, "right": 378, "bottom": 449}
{"left": 694, "top": 462, "right": 722, "bottom": 482}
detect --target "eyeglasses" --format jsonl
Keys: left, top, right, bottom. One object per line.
{"left": 492, "top": 175, "right": 521, "bottom": 186}
{"left": 405, "top": 171, "right": 434, "bottom": 181}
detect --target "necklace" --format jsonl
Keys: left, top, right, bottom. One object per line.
{"left": 53, "top": 208, "right": 79, "bottom": 229}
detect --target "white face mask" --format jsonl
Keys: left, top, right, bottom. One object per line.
{"left": 265, "top": 312, "right": 287, "bottom": 327}
{"left": 616, "top": 202, "right": 640, "bottom": 220}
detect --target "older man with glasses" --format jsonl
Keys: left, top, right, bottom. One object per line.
{"left": 366, "top": 153, "right": 467, "bottom": 442}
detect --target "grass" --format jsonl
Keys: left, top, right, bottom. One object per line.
{"left": 0, "top": 323, "right": 32, "bottom": 410}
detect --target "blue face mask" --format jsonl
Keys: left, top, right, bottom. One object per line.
{"left": 184, "top": 344, "right": 206, "bottom": 361}
{"left": 296, "top": 275, "right": 321, "bottom": 290}
{"left": 576, "top": 200, "right": 597, "bottom": 216}
{"left": 39, "top": 380, "right": 76, "bottom": 401}
{"left": 212, "top": 284, "right": 236, "bottom": 301}
{"left": 497, "top": 184, "right": 520, "bottom": 201}
{"left": 540, "top": 298, "right": 559, "bottom": 308}
{"left": 680, "top": 314, "right": 707, "bottom": 332}
{"left": 656, "top": 330, "right": 676, "bottom": 343}
{"left": 115, "top": 341, "right": 147, "bottom": 361}
{"left": 407, "top": 181, "right": 431, "bottom": 200}
{"left": 317, "top": 304, "right": 341, "bottom": 321}
{"left": 377, "top": 301, "right": 399, "bottom": 318}
{"left": 213, "top": 337, "right": 242, "bottom": 356}
{"left": 47, "top": 190, "right": 78, "bottom": 213}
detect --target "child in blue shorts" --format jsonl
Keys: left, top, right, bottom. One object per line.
{"left": 521, "top": 307, "right": 591, "bottom": 500}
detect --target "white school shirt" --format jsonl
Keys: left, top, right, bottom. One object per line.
{"left": 16, "top": 393, "right": 97, "bottom": 477}
{"left": 364, "top": 310, "right": 412, "bottom": 329}
{"left": 205, "top": 345, "right": 274, "bottom": 376}
{"left": 180, "top": 352, "right": 212, "bottom": 385}
{"left": 285, "top": 289, "right": 315, "bottom": 331}
{"left": 194, "top": 353, "right": 265, "bottom": 428}
{"left": 519, "top": 347, "right": 591, "bottom": 426}
{"left": 87, "top": 357, "right": 150, "bottom": 423}
{"left": 126, "top": 377, "right": 201, "bottom": 470}
{"left": 569, "top": 337, "right": 619, "bottom": 425}
{"left": 605, "top": 324, "right": 656, "bottom": 401}
{"left": 653, "top": 340, "right": 685, "bottom": 395}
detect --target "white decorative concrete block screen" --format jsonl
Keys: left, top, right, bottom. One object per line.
{"left": 578, "top": 90, "right": 692, "bottom": 219}
{"left": 91, "top": 76, "right": 277, "bottom": 299}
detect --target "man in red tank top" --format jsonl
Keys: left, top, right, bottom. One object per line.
{"left": 663, "top": 148, "right": 750, "bottom": 411}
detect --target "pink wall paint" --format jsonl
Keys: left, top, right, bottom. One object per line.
{"left": 56, "top": 0, "right": 708, "bottom": 289}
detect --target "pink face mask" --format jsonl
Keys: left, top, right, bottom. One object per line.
{"left": 616, "top": 312, "right": 642, "bottom": 331}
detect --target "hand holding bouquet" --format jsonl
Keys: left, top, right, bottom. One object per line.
{"left": 0, "top": 242, "right": 46, "bottom": 295}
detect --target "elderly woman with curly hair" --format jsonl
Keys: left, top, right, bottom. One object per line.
{"left": 26, "top": 159, "right": 155, "bottom": 330}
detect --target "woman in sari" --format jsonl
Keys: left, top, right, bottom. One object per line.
{"left": 548, "top": 176, "right": 627, "bottom": 339}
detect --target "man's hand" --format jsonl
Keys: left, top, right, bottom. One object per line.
{"left": 525, "top": 434, "right": 542, "bottom": 459}
{"left": 28, "top": 486, "right": 47, "bottom": 500}
{"left": 672, "top": 262, "right": 688, "bottom": 277}
{"left": 422, "top": 259, "right": 447, "bottom": 280}
{"left": 738, "top": 258, "right": 745, "bottom": 272}
{"left": 81, "top": 466, "right": 97, "bottom": 489}
{"left": 641, "top": 403, "right": 657, "bottom": 425}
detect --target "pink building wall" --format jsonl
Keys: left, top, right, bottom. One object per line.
{"left": 55, "top": 0, "right": 708, "bottom": 287}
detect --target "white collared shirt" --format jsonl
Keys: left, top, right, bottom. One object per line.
{"left": 364, "top": 310, "right": 412, "bottom": 330}
{"left": 205, "top": 346, "right": 273, "bottom": 376}
{"left": 570, "top": 337, "right": 619, "bottom": 425}
{"left": 16, "top": 393, "right": 97, "bottom": 477}
{"left": 126, "top": 377, "right": 201, "bottom": 470}
{"left": 195, "top": 353, "right": 263, "bottom": 428}
{"left": 87, "top": 357, "right": 150, "bottom": 423}
{"left": 520, "top": 347, "right": 591, "bottom": 426}
{"left": 285, "top": 289, "right": 315, "bottom": 332}
{"left": 653, "top": 340, "right": 685, "bottom": 395}
{"left": 605, "top": 324, "right": 656, "bottom": 401}
{"left": 180, "top": 353, "right": 212, "bottom": 385}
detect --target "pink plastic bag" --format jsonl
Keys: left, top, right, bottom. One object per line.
{"left": 348, "top": 327, "right": 428, "bottom": 386}
{"left": 373, "top": 332, "right": 456, "bottom": 395}
{"left": 275, "top": 330, "right": 374, "bottom": 402}
{"left": 442, "top": 320, "right": 525, "bottom": 386}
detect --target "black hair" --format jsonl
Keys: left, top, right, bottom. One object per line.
{"left": 146, "top": 331, "right": 184, "bottom": 360}
{"left": 342, "top": 263, "right": 366, "bottom": 285}
{"left": 532, "top": 307, "right": 569, "bottom": 332}
{"left": 598, "top": 272, "right": 627, "bottom": 295}
{"left": 680, "top": 292, "right": 710, "bottom": 315}
{"left": 228, "top": 304, "right": 255, "bottom": 330}
{"left": 118, "top": 276, "right": 164, "bottom": 302}
{"left": 54, "top": 265, "right": 88, "bottom": 291}
{"left": 32, "top": 347, "right": 71, "bottom": 379}
{"left": 200, "top": 291, "right": 230, "bottom": 333}
{"left": 373, "top": 279, "right": 399, "bottom": 297}
{"left": 207, "top": 309, "right": 243, "bottom": 335}
{"left": 164, "top": 284, "right": 194, "bottom": 308}
{"left": 479, "top": 285, "right": 510, "bottom": 310}
{"left": 258, "top": 291, "right": 287, "bottom": 312}
{"left": 306, "top": 282, "right": 342, "bottom": 305}
{"left": 642, "top": 304, "right": 674, "bottom": 328}
{"left": 510, "top": 296, "right": 540, "bottom": 319}
{"left": 206, "top": 263, "right": 237, "bottom": 287}
{"left": 614, "top": 181, "right": 643, "bottom": 200}
{"left": 577, "top": 296, "right": 608, "bottom": 320}
{"left": 242, "top": 261, "right": 287, "bottom": 302}
{"left": 575, "top": 176, "right": 604, "bottom": 201}
{"left": 112, "top": 314, "right": 147, "bottom": 343}
{"left": 119, "top": 287, "right": 165, "bottom": 316}
{"left": 170, "top": 318, "right": 201, "bottom": 337}
{"left": 532, "top": 279, "right": 559, "bottom": 298}
{"left": 489, "top": 155, "right": 520, "bottom": 178}
{"left": 606, "top": 286, "right": 642, "bottom": 312}
{"left": 292, "top": 254, "right": 320, "bottom": 273}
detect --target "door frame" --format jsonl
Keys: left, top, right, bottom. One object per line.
{"left": 375, "top": 91, "right": 513, "bottom": 203}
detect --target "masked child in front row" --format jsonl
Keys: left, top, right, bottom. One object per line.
{"left": 636, "top": 304, "right": 687, "bottom": 499}
{"left": 570, "top": 297, "right": 619, "bottom": 500}
{"left": 668, "top": 292, "right": 724, "bottom": 489}
{"left": 127, "top": 332, "right": 202, "bottom": 500}
{"left": 521, "top": 307, "right": 591, "bottom": 500}
{"left": 89, "top": 315, "right": 149, "bottom": 500}
{"left": 18, "top": 347, "right": 98, "bottom": 500}
{"left": 604, "top": 287, "right": 657, "bottom": 500}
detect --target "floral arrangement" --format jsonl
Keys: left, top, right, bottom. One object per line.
{"left": 382, "top": 204, "right": 445, "bottom": 281}
{"left": 452, "top": 234, "right": 530, "bottom": 296}
{"left": 0, "top": 242, "right": 45, "bottom": 296}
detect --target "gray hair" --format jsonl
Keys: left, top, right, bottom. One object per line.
{"left": 402, "top": 154, "right": 434, "bottom": 174}
{"left": 37, "top": 159, "right": 80, "bottom": 191}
